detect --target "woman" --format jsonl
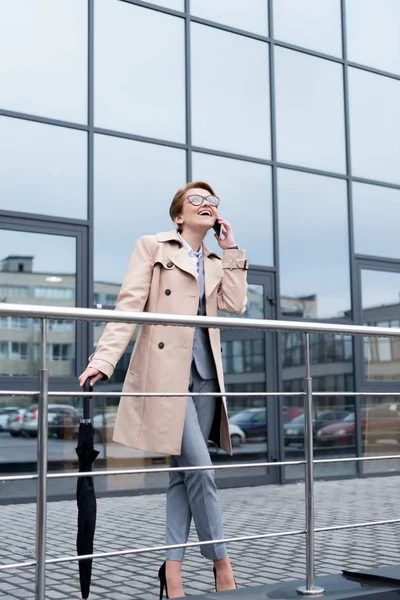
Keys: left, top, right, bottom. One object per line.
{"left": 79, "top": 181, "right": 248, "bottom": 598}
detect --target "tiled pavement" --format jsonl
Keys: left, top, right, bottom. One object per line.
{"left": 0, "top": 476, "right": 400, "bottom": 599}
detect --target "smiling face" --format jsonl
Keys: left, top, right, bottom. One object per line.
{"left": 174, "top": 187, "right": 218, "bottom": 234}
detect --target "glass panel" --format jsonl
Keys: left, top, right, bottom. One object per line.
{"left": 273, "top": 0, "right": 342, "bottom": 57}
{"left": 192, "top": 153, "right": 273, "bottom": 266}
{"left": 150, "top": 0, "right": 184, "bottom": 10}
{"left": 346, "top": 0, "right": 400, "bottom": 75}
{"left": 0, "top": 117, "right": 87, "bottom": 219}
{"left": 0, "top": 230, "right": 76, "bottom": 377}
{"left": 94, "top": 0, "right": 186, "bottom": 142}
{"left": 283, "top": 332, "right": 356, "bottom": 480}
{"left": 362, "top": 269, "right": 400, "bottom": 381}
{"left": 361, "top": 395, "right": 400, "bottom": 475}
{"left": 191, "top": 0, "right": 268, "bottom": 35}
{"left": 349, "top": 68, "right": 400, "bottom": 185}
{"left": 278, "top": 169, "right": 351, "bottom": 319}
{"left": 191, "top": 24, "right": 271, "bottom": 159}
{"left": 94, "top": 134, "right": 186, "bottom": 384}
{"left": 0, "top": 0, "right": 87, "bottom": 123}
{"left": 275, "top": 48, "right": 346, "bottom": 173}
{"left": 353, "top": 182, "right": 400, "bottom": 259}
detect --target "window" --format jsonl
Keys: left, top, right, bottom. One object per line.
{"left": 191, "top": 0, "right": 268, "bottom": 35}
{"left": 34, "top": 287, "right": 74, "bottom": 300}
{"left": 191, "top": 24, "right": 271, "bottom": 159}
{"left": 274, "top": 48, "right": 346, "bottom": 173}
{"left": 346, "top": 0, "right": 400, "bottom": 75}
{"left": 349, "top": 68, "right": 400, "bottom": 184}
{"left": 0, "top": 342, "right": 8, "bottom": 358}
{"left": 49, "top": 344, "right": 73, "bottom": 362}
{"left": 11, "top": 343, "right": 28, "bottom": 360}
{"left": 353, "top": 182, "right": 400, "bottom": 259}
{"left": 278, "top": 169, "right": 351, "bottom": 319}
{"left": 0, "top": 117, "right": 87, "bottom": 219}
{"left": 273, "top": 0, "right": 342, "bottom": 57}
{"left": 0, "top": 0, "right": 87, "bottom": 122}
{"left": 94, "top": 0, "right": 185, "bottom": 142}
{"left": 0, "top": 229, "right": 77, "bottom": 377}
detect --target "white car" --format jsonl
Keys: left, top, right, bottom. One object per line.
{"left": 21, "top": 404, "right": 77, "bottom": 437}
{"left": 229, "top": 423, "right": 246, "bottom": 447}
{"left": 0, "top": 407, "right": 20, "bottom": 432}
{"left": 8, "top": 409, "right": 27, "bottom": 437}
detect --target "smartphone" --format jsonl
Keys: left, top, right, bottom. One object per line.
{"left": 213, "top": 220, "right": 222, "bottom": 237}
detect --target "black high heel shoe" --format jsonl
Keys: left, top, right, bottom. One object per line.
{"left": 158, "top": 561, "right": 169, "bottom": 599}
{"left": 213, "top": 566, "right": 237, "bottom": 592}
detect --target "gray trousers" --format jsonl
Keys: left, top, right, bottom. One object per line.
{"left": 165, "top": 362, "right": 227, "bottom": 561}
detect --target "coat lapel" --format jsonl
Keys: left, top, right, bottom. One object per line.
{"left": 168, "top": 246, "right": 196, "bottom": 279}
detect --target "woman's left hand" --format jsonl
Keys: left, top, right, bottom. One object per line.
{"left": 214, "top": 217, "right": 237, "bottom": 250}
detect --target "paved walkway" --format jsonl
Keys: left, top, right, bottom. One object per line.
{"left": 0, "top": 476, "right": 399, "bottom": 599}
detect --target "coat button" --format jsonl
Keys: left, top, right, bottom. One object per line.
{"left": 166, "top": 261, "right": 173, "bottom": 268}
{"left": 165, "top": 289, "right": 171, "bottom": 296}
{"left": 158, "top": 342, "right": 165, "bottom": 349}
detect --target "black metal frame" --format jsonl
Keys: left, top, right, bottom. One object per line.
{"left": 1, "top": 0, "right": 400, "bottom": 492}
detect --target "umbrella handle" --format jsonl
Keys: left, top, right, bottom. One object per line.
{"left": 83, "top": 380, "right": 93, "bottom": 421}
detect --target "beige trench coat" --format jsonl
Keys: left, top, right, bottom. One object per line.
{"left": 89, "top": 229, "right": 248, "bottom": 456}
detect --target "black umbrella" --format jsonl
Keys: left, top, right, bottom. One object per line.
{"left": 76, "top": 383, "right": 99, "bottom": 600}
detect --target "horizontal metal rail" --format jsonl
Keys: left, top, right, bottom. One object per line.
{"left": 1, "top": 517, "right": 400, "bottom": 572}
{"left": 0, "top": 391, "right": 304, "bottom": 397}
{"left": 1, "top": 302, "right": 400, "bottom": 337}
{"left": 2, "top": 453, "right": 400, "bottom": 484}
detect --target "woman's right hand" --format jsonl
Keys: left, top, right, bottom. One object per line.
{"left": 78, "top": 366, "right": 105, "bottom": 388}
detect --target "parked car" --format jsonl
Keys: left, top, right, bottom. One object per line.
{"left": 0, "top": 407, "right": 20, "bottom": 431}
{"left": 229, "top": 408, "right": 267, "bottom": 440}
{"left": 7, "top": 409, "right": 27, "bottom": 437}
{"left": 21, "top": 404, "right": 78, "bottom": 438}
{"left": 317, "top": 404, "right": 400, "bottom": 446}
{"left": 90, "top": 411, "right": 247, "bottom": 447}
{"left": 284, "top": 410, "right": 350, "bottom": 446}
{"left": 48, "top": 406, "right": 80, "bottom": 439}
{"left": 283, "top": 407, "right": 303, "bottom": 424}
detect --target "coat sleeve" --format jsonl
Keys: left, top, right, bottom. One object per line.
{"left": 217, "top": 248, "right": 248, "bottom": 315}
{"left": 88, "top": 236, "right": 154, "bottom": 380}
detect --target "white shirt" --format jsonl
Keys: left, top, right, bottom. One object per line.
{"left": 178, "top": 232, "right": 202, "bottom": 279}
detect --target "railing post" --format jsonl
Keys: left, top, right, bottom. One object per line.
{"left": 35, "top": 319, "right": 49, "bottom": 600}
{"left": 297, "top": 333, "right": 324, "bottom": 595}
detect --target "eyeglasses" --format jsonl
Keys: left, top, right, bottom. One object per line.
{"left": 187, "top": 194, "right": 220, "bottom": 208}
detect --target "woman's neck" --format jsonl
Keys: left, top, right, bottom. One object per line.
{"left": 179, "top": 229, "right": 205, "bottom": 252}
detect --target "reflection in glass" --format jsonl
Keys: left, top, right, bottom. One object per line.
{"left": 362, "top": 270, "right": 400, "bottom": 381}
{"left": 0, "top": 230, "right": 76, "bottom": 377}
{"left": 191, "top": 0, "right": 268, "bottom": 35}
{"left": 346, "top": 0, "right": 400, "bottom": 75}
{"left": 349, "top": 68, "right": 400, "bottom": 185}
{"left": 273, "top": 0, "right": 342, "bottom": 57}
{"left": 278, "top": 169, "right": 351, "bottom": 319}
{"left": 95, "top": 0, "right": 186, "bottom": 142}
{"left": 361, "top": 396, "right": 400, "bottom": 475}
{"left": 275, "top": 48, "right": 346, "bottom": 173}
{"left": 192, "top": 153, "right": 273, "bottom": 266}
{"left": 0, "top": 0, "right": 87, "bottom": 122}
{"left": 283, "top": 331, "right": 355, "bottom": 480}
{"left": 353, "top": 182, "right": 400, "bottom": 259}
{"left": 0, "top": 117, "right": 87, "bottom": 219}
{"left": 191, "top": 24, "right": 271, "bottom": 159}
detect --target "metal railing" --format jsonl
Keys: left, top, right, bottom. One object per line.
{"left": 2, "top": 303, "right": 400, "bottom": 599}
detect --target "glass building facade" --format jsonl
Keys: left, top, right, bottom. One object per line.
{"left": 1, "top": 0, "right": 400, "bottom": 502}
